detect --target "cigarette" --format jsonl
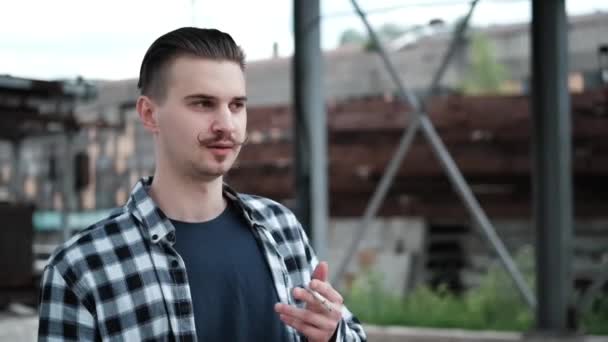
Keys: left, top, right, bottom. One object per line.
{"left": 304, "top": 286, "right": 334, "bottom": 313}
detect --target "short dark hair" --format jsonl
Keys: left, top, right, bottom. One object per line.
{"left": 137, "top": 27, "right": 246, "bottom": 101}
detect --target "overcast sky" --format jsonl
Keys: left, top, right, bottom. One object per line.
{"left": 1, "top": 0, "right": 606, "bottom": 80}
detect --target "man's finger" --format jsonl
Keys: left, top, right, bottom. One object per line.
{"left": 310, "top": 279, "right": 344, "bottom": 305}
{"left": 279, "top": 314, "right": 327, "bottom": 341}
{"left": 274, "top": 303, "right": 336, "bottom": 331}
{"left": 293, "top": 287, "right": 321, "bottom": 308}
{"left": 312, "top": 261, "right": 328, "bottom": 282}
{"left": 293, "top": 287, "right": 337, "bottom": 315}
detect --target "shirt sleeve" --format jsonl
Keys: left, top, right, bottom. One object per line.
{"left": 297, "top": 223, "right": 368, "bottom": 342}
{"left": 38, "top": 264, "right": 97, "bottom": 341}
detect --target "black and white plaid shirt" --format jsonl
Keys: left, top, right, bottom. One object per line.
{"left": 38, "top": 177, "right": 367, "bottom": 341}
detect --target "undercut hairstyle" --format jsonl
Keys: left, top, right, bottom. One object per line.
{"left": 137, "top": 27, "right": 246, "bottom": 102}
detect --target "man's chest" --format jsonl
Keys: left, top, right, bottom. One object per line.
{"left": 88, "top": 231, "right": 302, "bottom": 341}
{"left": 172, "top": 219, "right": 288, "bottom": 341}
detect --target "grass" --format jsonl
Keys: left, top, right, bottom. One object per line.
{"left": 344, "top": 246, "right": 607, "bottom": 335}
{"left": 581, "top": 296, "right": 608, "bottom": 335}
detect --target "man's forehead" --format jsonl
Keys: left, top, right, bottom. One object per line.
{"left": 166, "top": 56, "right": 246, "bottom": 98}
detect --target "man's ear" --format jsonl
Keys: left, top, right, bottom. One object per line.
{"left": 136, "top": 95, "right": 160, "bottom": 133}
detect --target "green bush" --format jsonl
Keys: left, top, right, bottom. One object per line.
{"left": 582, "top": 296, "right": 608, "bottom": 335}
{"left": 344, "top": 246, "right": 607, "bottom": 334}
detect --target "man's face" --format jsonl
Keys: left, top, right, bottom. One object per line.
{"left": 152, "top": 56, "right": 247, "bottom": 181}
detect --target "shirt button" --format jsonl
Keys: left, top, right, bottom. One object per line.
{"left": 171, "top": 259, "right": 179, "bottom": 268}
{"left": 151, "top": 234, "right": 159, "bottom": 242}
{"left": 167, "top": 232, "right": 176, "bottom": 243}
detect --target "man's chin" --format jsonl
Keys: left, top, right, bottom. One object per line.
{"left": 194, "top": 164, "right": 234, "bottom": 180}
{"left": 187, "top": 156, "right": 237, "bottom": 181}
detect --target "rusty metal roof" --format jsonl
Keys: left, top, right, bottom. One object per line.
{"left": 0, "top": 75, "right": 95, "bottom": 141}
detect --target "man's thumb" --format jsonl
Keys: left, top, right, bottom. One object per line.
{"left": 312, "top": 261, "right": 329, "bottom": 282}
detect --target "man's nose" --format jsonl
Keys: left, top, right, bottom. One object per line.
{"left": 211, "top": 105, "right": 235, "bottom": 134}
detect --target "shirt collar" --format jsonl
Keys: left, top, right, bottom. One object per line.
{"left": 125, "top": 176, "right": 263, "bottom": 244}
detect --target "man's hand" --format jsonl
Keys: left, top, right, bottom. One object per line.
{"left": 275, "top": 261, "right": 343, "bottom": 342}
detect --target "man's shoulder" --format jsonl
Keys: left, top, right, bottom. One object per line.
{"left": 237, "top": 193, "right": 291, "bottom": 213}
{"left": 45, "top": 207, "right": 135, "bottom": 273}
{"left": 238, "top": 194, "right": 316, "bottom": 274}
{"left": 237, "top": 194, "right": 301, "bottom": 229}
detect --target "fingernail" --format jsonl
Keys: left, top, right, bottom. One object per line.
{"left": 293, "top": 286, "right": 307, "bottom": 295}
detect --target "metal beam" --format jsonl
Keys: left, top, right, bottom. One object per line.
{"left": 293, "top": 0, "right": 328, "bottom": 258}
{"left": 10, "top": 140, "right": 22, "bottom": 202}
{"left": 61, "top": 133, "right": 76, "bottom": 241}
{"left": 531, "top": 0, "right": 574, "bottom": 332}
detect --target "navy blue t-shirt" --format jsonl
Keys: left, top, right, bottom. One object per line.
{"left": 170, "top": 203, "right": 288, "bottom": 341}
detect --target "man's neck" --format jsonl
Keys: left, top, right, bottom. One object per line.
{"left": 148, "top": 168, "right": 226, "bottom": 223}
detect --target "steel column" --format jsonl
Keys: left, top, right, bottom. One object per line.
{"left": 293, "top": 0, "right": 328, "bottom": 258}
{"left": 531, "top": 0, "right": 574, "bottom": 332}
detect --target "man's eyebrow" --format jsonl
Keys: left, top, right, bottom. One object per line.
{"left": 184, "top": 93, "right": 217, "bottom": 101}
{"left": 183, "top": 94, "right": 247, "bottom": 102}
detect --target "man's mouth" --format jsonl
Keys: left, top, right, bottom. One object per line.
{"left": 207, "top": 143, "right": 235, "bottom": 149}
{"left": 205, "top": 143, "right": 235, "bottom": 157}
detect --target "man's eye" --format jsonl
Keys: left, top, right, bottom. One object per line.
{"left": 195, "top": 100, "right": 214, "bottom": 108}
{"left": 230, "top": 102, "right": 245, "bottom": 110}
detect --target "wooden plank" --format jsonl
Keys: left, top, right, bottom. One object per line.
{"left": 247, "top": 90, "right": 608, "bottom": 137}
{"left": 238, "top": 142, "right": 608, "bottom": 176}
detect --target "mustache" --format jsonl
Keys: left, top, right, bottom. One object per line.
{"left": 197, "top": 132, "right": 249, "bottom": 147}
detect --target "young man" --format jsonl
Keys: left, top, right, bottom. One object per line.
{"left": 38, "top": 27, "right": 366, "bottom": 342}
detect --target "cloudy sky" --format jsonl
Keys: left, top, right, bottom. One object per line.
{"left": 1, "top": 0, "right": 606, "bottom": 80}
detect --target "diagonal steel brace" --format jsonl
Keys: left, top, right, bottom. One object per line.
{"left": 332, "top": 0, "right": 536, "bottom": 310}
